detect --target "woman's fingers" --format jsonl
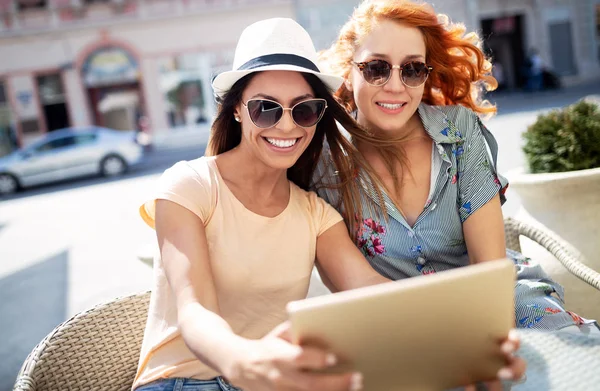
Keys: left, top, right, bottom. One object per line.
{"left": 494, "top": 328, "right": 526, "bottom": 383}
{"left": 265, "top": 335, "right": 338, "bottom": 371}
{"left": 280, "top": 343, "right": 362, "bottom": 390}
{"left": 503, "top": 355, "right": 527, "bottom": 381}
{"left": 268, "top": 321, "right": 293, "bottom": 342}
{"left": 500, "top": 329, "right": 520, "bottom": 354}
{"left": 464, "top": 329, "right": 527, "bottom": 391}
{"left": 291, "top": 346, "right": 338, "bottom": 370}
{"left": 481, "top": 354, "right": 526, "bottom": 391}
{"left": 508, "top": 329, "right": 521, "bottom": 350}
{"left": 499, "top": 330, "right": 526, "bottom": 382}
{"left": 499, "top": 329, "right": 520, "bottom": 354}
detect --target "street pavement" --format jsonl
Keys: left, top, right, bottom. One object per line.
{"left": 0, "top": 81, "right": 599, "bottom": 390}
{"left": 0, "top": 145, "right": 208, "bottom": 391}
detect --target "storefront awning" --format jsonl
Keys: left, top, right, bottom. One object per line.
{"left": 98, "top": 91, "right": 139, "bottom": 113}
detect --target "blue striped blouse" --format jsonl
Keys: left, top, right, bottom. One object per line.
{"left": 314, "top": 103, "right": 596, "bottom": 331}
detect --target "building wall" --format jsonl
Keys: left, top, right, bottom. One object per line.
{"left": 570, "top": 0, "right": 600, "bottom": 78}
{"left": 432, "top": 0, "right": 474, "bottom": 31}
{"left": 0, "top": 1, "right": 295, "bottom": 146}
{"left": 432, "top": 0, "right": 600, "bottom": 87}
{"left": 299, "top": 0, "right": 599, "bottom": 88}
{"left": 62, "top": 68, "right": 90, "bottom": 127}
{"left": 1, "top": 0, "right": 598, "bottom": 151}
{"left": 296, "top": 0, "right": 360, "bottom": 50}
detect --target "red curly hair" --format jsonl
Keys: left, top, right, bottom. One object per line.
{"left": 319, "top": 0, "right": 498, "bottom": 116}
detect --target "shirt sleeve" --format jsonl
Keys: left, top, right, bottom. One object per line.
{"left": 456, "top": 110, "right": 504, "bottom": 222}
{"left": 307, "top": 190, "right": 344, "bottom": 237}
{"left": 139, "top": 159, "right": 217, "bottom": 229}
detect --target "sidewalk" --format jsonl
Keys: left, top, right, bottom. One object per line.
{"left": 149, "top": 79, "right": 600, "bottom": 151}
{"left": 487, "top": 80, "right": 600, "bottom": 115}
{"left": 151, "top": 123, "right": 212, "bottom": 151}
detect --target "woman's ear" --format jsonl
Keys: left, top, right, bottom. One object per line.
{"left": 233, "top": 107, "right": 242, "bottom": 122}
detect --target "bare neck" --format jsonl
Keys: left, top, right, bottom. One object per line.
{"left": 356, "top": 114, "right": 429, "bottom": 159}
{"left": 215, "top": 146, "right": 289, "bottom": 199}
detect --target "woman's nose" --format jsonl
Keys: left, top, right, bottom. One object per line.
{"left": 277, "top": 109, "right": 296, "bottom": 131}
{"left": 383, "top": 68, "right": 405, "bottom": 93}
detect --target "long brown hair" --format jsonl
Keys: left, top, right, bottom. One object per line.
{"left": 206, "top": 71, "right": 395, "bottom": 234}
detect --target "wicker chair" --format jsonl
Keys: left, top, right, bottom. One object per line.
{"left": 12, "top": 218, "right": 600, "bottom": 391}
{"left": 504, "top": 217, "right": 600, "bottom": 291}
{"left": 13, "top": 292, "right": 150, "bottom": 391}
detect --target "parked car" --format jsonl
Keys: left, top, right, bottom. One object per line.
{"left": 0, "top": 127, "right": 145, "bottom": 195}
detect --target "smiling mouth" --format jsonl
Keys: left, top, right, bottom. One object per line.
{"left": 376, "top": 102, "right": 406, "bottom": 109}
{"left": 264, "top": 137, "right": 300, "bottom": 148}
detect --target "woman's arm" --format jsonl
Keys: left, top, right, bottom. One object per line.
{"left": 156, "top": 200, "right": 360, "bottom": 391}
{"left": 459, "top": 191, "right": 527, "bottom": 387}
{"left": 316, "top": 221, "right": 391, "bottom": 292}
{"left": 315, "top": 196, "right": 506, "bottom": 279}
{"left": 462, "top": 194, "right": 507, "bottom": 264}
{"left": 155, "top": 199, "right": 247, "bottom": 373}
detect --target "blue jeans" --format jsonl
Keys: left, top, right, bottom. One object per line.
{"left": 135, "top": 377, "right": 243, "bottom": 391}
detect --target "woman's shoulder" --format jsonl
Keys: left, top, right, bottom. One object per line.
{"left": 420, "top": 103, "right": 485, "bottom": 143}
{"left": 165, "top": 156, "right": 216, "bottom": 179}
{"left": 290, "top": 182, "right": 335, "bottom": 212}
{"left": 422, "top": 103, "right": 479, "bottom": 125}
{"left": 290, "top": 182, "right": 320, "bottom": 204}
{"left": 289, "top": 183, "right": 343, "bottom": 232}
{"left": 167, "top": 155, "right": 213, "bottom": 173}
{"left": 141, "top": 156, "right": 219, "bottom": 229}
{"left": 159, "top": 156, "right": 219, "bottom": 193}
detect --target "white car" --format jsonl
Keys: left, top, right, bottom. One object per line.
{"left": 0, "top": 127, "right": 144, "bottom": 195}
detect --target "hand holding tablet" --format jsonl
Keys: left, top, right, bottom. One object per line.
{"left": 287, "top": 259, "right": 522, "bottom": 391}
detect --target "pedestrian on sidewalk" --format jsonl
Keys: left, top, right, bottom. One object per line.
{"left": 136, "top": 114, "right": 153, "bottom": 152}
{"left": 316, "top": 0, "right": 599, "bottom": 338}
{"left": 525, "top": 48, "right": 544, "bottom": 92}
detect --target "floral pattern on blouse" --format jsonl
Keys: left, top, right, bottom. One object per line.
{"left": 417, "top": 264, "right": 436, "bottom": 275}
{"left": 568, "top": 311, "right": 585, "bottom": 325}
{"left": 519, "top": 304, "right": 564, "bottom": 328}
{"left": 356, "top": 218, "right": 387, "bottom": 257}
{"left": 440, "top": 119, "right": 463, "bottom": 142}
{"left": 518, "top": 304, "right": 587, "bottom": 328}
{"left": 314, "top": 104, "right": 596, "bottom": 332}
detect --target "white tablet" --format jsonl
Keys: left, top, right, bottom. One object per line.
{"left": 287, "top": 259, "right": 516, "bottom": 391}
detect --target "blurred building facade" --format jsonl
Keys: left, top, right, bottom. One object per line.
{"left": 433, "top": 0, "right": 600, "bottom": 91}
{"left": 0, "top": 0, "right": 296, "bottom": 152}
{"left": 298, "top": 0, "right": 600, "bottom": 92}
{"left": 0, "top": 0, "right": 599, "bottom": 155}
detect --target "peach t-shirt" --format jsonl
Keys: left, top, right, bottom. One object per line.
{"left": 133, "top": 156, "right": 343, "bottom": 389}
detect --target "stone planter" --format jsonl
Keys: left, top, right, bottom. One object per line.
{"left": 508, "top": 166, "right": 600, "bottom": 320}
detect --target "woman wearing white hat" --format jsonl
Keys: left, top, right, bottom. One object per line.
{"left": 133, "top": 18, "right": 393, "bottom": 391}
{"left": 133, "top": 17, "right": 523, "bottom": 391}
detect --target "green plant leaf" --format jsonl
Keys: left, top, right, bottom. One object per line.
{"left": 522, "top": 100, "right": 600, "bottom": 173}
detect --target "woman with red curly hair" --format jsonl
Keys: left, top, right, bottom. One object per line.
{"left": 314, "top": 0, "right": 599, "bottom": 339}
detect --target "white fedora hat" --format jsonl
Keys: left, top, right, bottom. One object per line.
{"left": 212, "top": 18, "right": 343, "bottom": 98}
